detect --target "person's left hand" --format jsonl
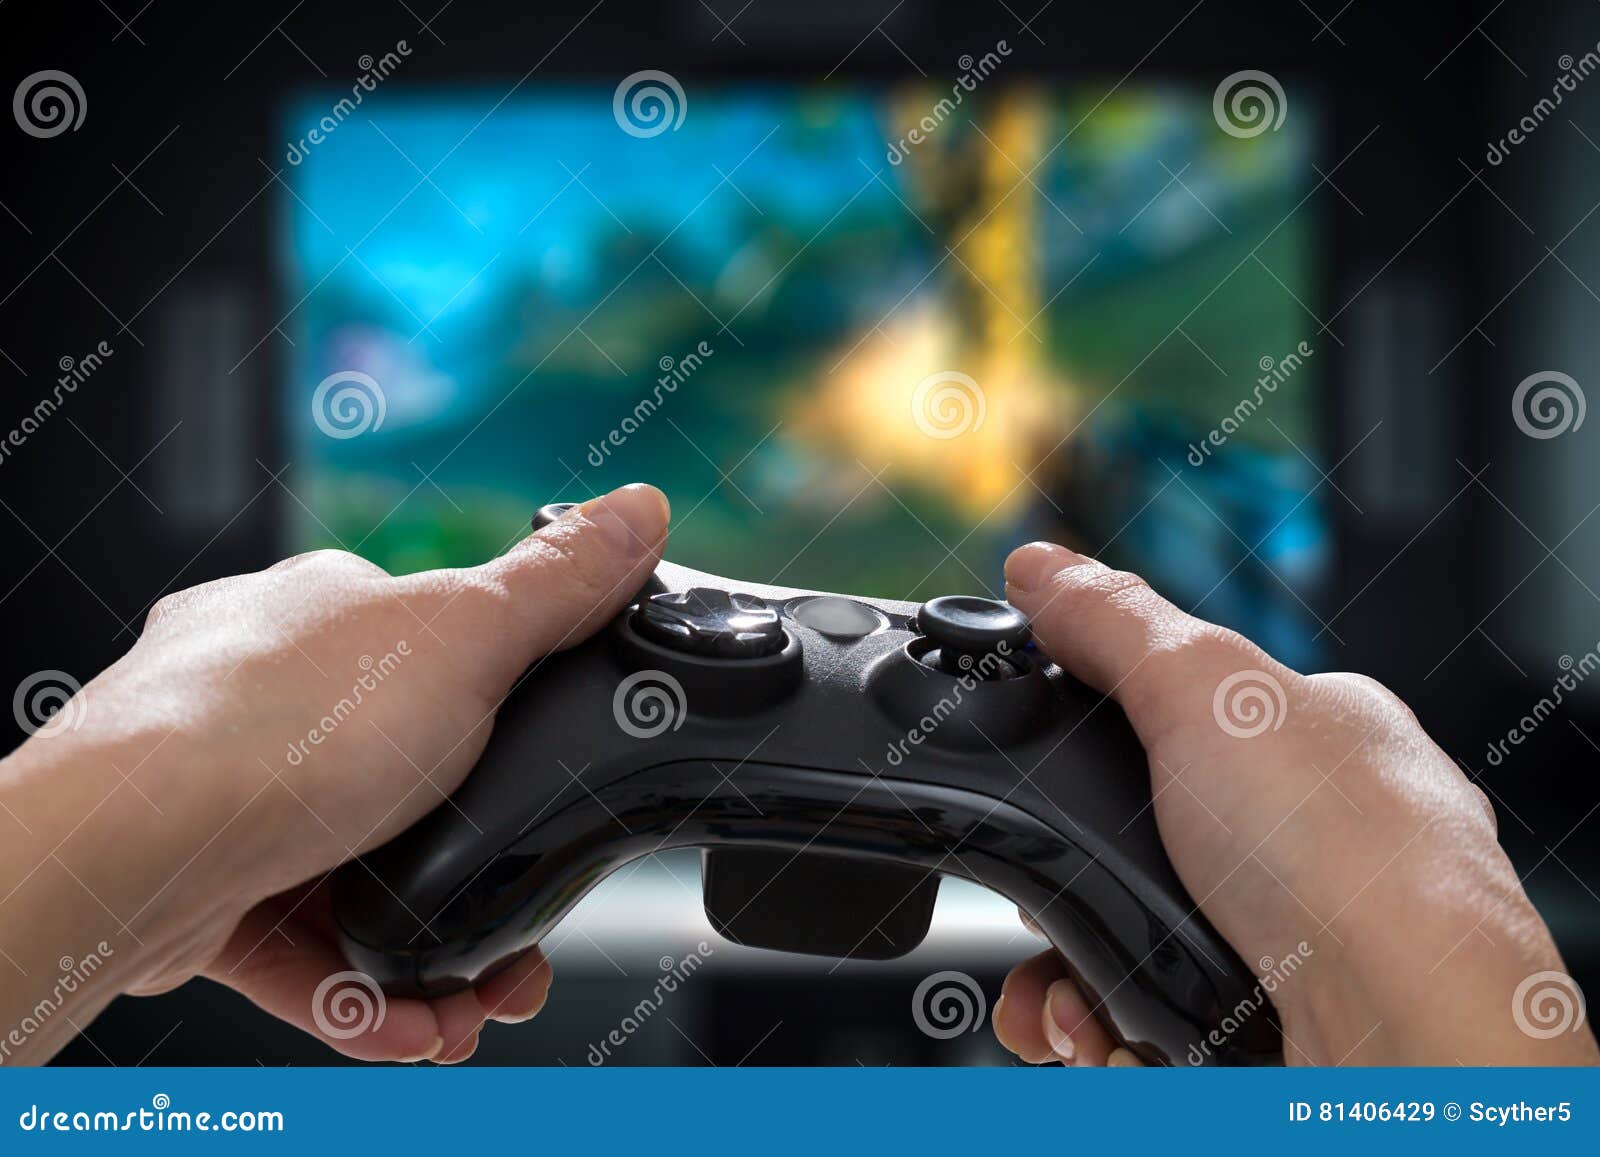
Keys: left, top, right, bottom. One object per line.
{"left": 0, "top": 484, "right": 670, "bottom": 1065}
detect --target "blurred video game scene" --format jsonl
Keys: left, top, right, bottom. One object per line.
{"left": 283, "top": 82, "right": 1324, "bottom": 667}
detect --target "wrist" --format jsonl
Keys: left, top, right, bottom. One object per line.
{"left": 0, "top": 723, "right": 263, "bottom": 1062}
{"left": 1277, "top": 856, "right": 1599, "bottom": 1065}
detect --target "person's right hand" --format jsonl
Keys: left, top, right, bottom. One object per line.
{"left": 990, "top": 542, "right": 1600, "bottom": 1067}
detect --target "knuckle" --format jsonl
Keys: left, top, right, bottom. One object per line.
{"left": 1071, "top": 564, "right": 1152, "bottom": 604}
{"left": 1163, "top": 625, "right": 1260, "bottom": 674}
{"left": 335, "top": 550, "right": 388, "bottom": 577}
{"left": 143, "top": 579, "right": 223, "bottom": 629}
{"left": 517, "top": 529, "right": 620, "bottom": 597}
{"left": 276, "top": 548, "right": 387, "bottom": 578}
{"left": 144, "top": 591, "right": 180, "bottom": 628}
{"left": 398, "top": 565, "right": 511, "bottom": 626}
{"left": 1311, "top": 670, "right": 1416, "bottom": 720}
{"left": 1137, "top": 627, "right": 1262, "bottom": 711}
{"left": 1129, "top": 625, "right": 1281, "bottom": 734}
{"left": 1472, "top": 784, "right": 1498, "bottom": 834}
{"left": 457, "top": 569, "right": 519, "bottom": 621}
{"left": 1038, "top": 563, "right": 1152, "bottom": 621}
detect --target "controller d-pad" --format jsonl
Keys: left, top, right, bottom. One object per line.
{"left": 634, "top": 588, "right": 785, "bottom": 659}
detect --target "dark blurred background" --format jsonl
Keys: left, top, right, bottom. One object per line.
{"left": 0, "top": 0, "right": 1596, "bottom": 1065}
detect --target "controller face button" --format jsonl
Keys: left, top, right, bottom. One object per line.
{"left": 634, "top": 588, "right": 786, "bottom": 658}
{"left": 786, "top": 595, "right": 888, "bottom": 639}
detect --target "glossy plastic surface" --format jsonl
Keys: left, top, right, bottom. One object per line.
{"left": 332, "top": 560, "right": 1282, "bottom": 1065}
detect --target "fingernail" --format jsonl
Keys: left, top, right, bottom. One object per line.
{"left": 578, "top": 484, "right": 669, "bottom": 559}
{"left": 1106, "top": 1047, "right": 1141, "bottom": 1067}
{"left": 402, "top": 1035, "right": 445, "bottom": 1063}
{"left": 494, "top": 994, "right": 547, "bottom": 1025}
{"left": 1004, "top": 542, "right": 1087, "bottom": 596}
{"left": 435, "top": 1030, "right": 481, "bottom": 1065}
{"left": 1042, "top": 980, "right": 1079, "bottom": 1064}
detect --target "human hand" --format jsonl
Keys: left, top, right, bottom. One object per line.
{"left": 0, "top": 484, "right": 670, "bottom": 1065}
{"left": 990, "top": 542, "right": 1599, "bottom": 1067}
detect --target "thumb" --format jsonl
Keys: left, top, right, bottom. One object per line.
{"left": 461, "top": 484, "right": 670, "bottom": 688}
{"left": 1002, "top": 541, "right": 1298, "bottom": 748}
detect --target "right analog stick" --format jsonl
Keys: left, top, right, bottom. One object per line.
{"left": 915, "top": 595, "right": 1031, "bottom": 678}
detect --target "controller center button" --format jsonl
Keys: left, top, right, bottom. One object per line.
{"left": 633, "top": 588, "right": 785, "bottom": 659}
{"left": 787, "top": 595, "right": 887, "bottom": 640}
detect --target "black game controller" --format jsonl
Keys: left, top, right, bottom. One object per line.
{"left": 332, "top": 504, "right": 1282, "bottom": 1065}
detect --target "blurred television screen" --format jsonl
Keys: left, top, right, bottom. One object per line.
{"left": 282, "top": 81, "right": 1326, "bottom": 667}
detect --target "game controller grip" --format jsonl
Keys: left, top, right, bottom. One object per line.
{"left": 332, "top": 559, "right": 1282, "bottom": 1066}
{"left": 337, "top": 761, "right": 1279, "bottom": 1066}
